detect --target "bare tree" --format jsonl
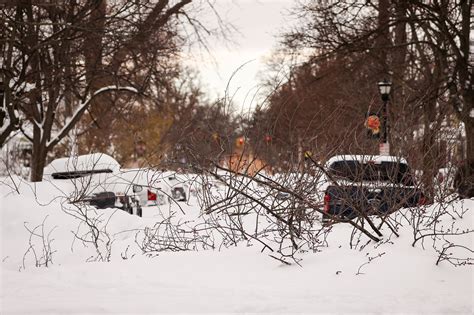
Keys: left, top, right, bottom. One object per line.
{"left": 262, "top": 1, "right": 472, "bottom": 197}
{"left": 1, "top": 0, "right": 225, "bottom": 181}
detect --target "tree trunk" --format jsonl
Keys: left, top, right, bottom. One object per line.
{"left": 376, "top": 0, "right": 391, "bottom": 77}
{"left": 421, "top": 94, "right": 440, "bottom": 199}
{"left": 464, "top": 116, "right": 474, "bottom": 168}
{"left": 421, "top": 129, "right": 436, "bottom": 199}
{"left": 30, "top": 136, "right": 48, "bottom": 182}
{"left": 30, "top": 109, "right": 53, "bottom": 181}
{"left": 390, "top": 0, "right": 408, "bottom": 155}
{"left": 458, "top": 0, "right": 474, "bottom": 172}
{"left": 297, "top": 133, "right": 304, "bottom": 172}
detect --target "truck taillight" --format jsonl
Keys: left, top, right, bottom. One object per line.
{"left": 324, "top": 193, "right": 331, "bottom": 212}
{"left": 418, "top": 194, "right": 427, "bottom": 206}
{"left": 147, "top": 190, "right": 157, "bottom": 201}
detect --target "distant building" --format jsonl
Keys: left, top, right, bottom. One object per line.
{"left": 0, "top": 133, "right": 32, "bottom": 177}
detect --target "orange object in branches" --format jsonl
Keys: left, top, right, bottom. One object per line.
{"left": 236, "top": 136, "right": 245, "bottom": 147}
{"left": 365, "top": 115, "right": 381, "bottom": 135}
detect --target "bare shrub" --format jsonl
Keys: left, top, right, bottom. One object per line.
{"left": 62, "top": 201, "right": 115, "bottom": 262}
{"left": 21, "top": 215, "right": 57, "bottom": 270}
{"left": 136, "top": 215, "right": 216, "bottom": 256}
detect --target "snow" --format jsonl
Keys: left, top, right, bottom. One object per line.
{"left": 43, "top": 153, "right": 121, "bottom": 177}
{"left": 1, "top": 175, "right": 473, "bottom": 314}
{"left": 326, "top": 154, "right": 409, "bottom": 167}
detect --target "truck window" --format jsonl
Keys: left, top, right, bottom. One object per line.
{"left": 328, "top": 160, "right": 414, "bottom": 185}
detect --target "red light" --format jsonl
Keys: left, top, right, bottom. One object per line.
{"left": 147, "top": 190, "right": 157, "bottom": 201}
{"left": 418, "top": 194, "right": 427, "bottom": 206}
{"left": 324, "top": 193, "right": 331, "bottom": 212}
{"left": 236, "top": 137, "right": 245, "bottom": 147}
{"left": 265, "top": 135, "right": 272, "bottom": 143}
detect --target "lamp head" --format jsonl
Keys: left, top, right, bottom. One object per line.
{"left": 378, "top": 80, "right": 392, "bottom": 101}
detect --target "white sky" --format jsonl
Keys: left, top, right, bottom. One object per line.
{"left": 184, "top": 0, "right": 295, "bottom": 113}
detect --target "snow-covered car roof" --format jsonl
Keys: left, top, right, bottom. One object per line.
{"left": 325, "top": 155, "right": 409, "bottom": 168}
{"left": 43, "top": 153, "right": 121, "bottom": 179}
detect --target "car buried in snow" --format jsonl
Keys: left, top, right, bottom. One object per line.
{"left": 317, "top": 155, "right": 427, "bottom": 223}
{"left": 120, "top": 169, "right": 193, "bottom": 206}
{"left": 43, "top": 153, "right": 192, "bottom": 216}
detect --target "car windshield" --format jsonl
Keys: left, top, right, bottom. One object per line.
{"left": 328, "top": 160, "right": 414, "bottom": 185}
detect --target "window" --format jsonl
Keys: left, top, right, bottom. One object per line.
{"left": 51, "top": 169, "right": 113, "bottom": 179}
{"left": 328, "top": 160, "right": 414, "bottom": 185}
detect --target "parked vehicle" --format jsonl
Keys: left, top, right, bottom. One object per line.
{"left": 82, "top": 190, "right": 142, "bottom": 216}
{"left": 43, "top": 154, "right": 193, "bottom": 216}
{"left": 318, "top": 155, "right": 426, "bottom": 223}
{"left": 43, "top": 153, "right": 143, "bottom": 216}
{"left": 121, "top": 170, "right": 193, "bottom": 205}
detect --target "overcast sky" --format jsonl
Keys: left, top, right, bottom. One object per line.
{"left": 184, "top": 0, "right": 295, "bottom": 113}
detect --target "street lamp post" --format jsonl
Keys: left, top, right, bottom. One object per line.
{"left": 378, "top": 79, "right": 392, "bottom": 156}
{"left": 0, "top": 80, "right": 4, "bottom": 107}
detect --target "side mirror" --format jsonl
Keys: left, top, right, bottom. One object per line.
{"left": 132, "top": 185, "right": 143, "bottom": 193}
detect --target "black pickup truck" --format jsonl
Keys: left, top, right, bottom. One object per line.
{"left": 319, "top": 155, "right": 426, "bottom": 223}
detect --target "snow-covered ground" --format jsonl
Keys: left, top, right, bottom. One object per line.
{"left": 1, "top": 175, "right": 473, "bottom": 314}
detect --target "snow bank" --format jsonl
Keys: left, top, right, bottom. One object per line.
{"left": 1, "top": 176, "right": 472, "bottom": 314}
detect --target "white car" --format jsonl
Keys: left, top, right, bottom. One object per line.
{"left": 43, "top": 153, "right": 192, "bottom": 215}
{"left": 43, "top": 153, "right": 144, "bottom": 215}
{"left": 119, "top": 168, "right": 193, "bottom": 206}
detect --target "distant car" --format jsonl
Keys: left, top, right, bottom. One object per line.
{"left": 317, "top": 155, "right": 426, "bottom": 223}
